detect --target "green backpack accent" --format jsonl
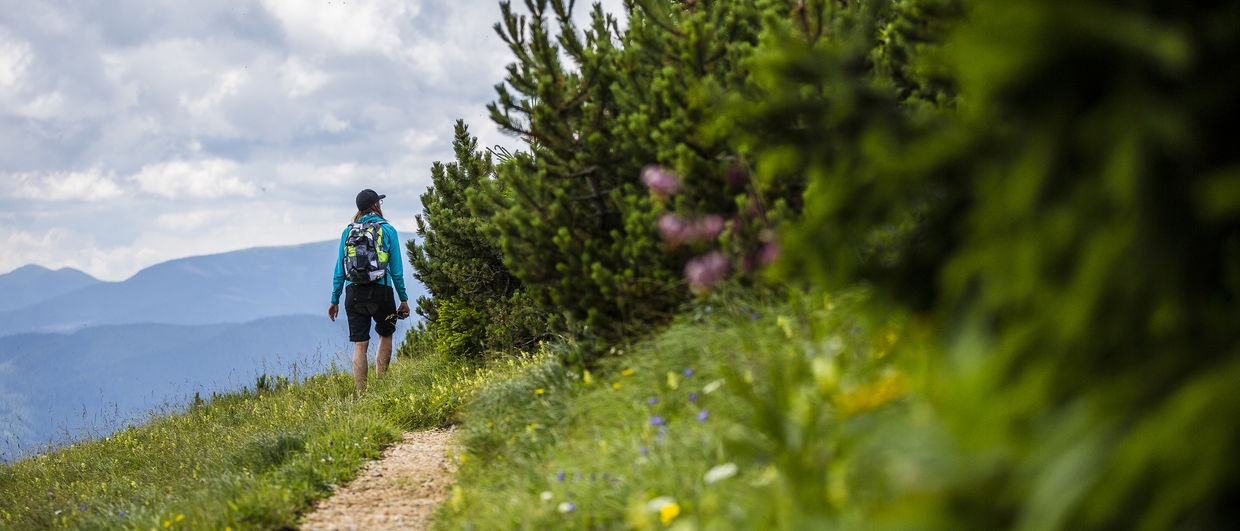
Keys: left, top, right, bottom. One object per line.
{"left": 343, "top": 220, "right": 390, "bottom": 284}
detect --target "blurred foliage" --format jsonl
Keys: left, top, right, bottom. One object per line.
{"left": 738, "top": 0, "right": 1240, "bottom": 528}
{"left": 407, "top": 120, "right": 546, "bottom": 359}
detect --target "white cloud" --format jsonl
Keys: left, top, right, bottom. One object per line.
{"left": 320, "top": 114, "right": 350, "bottom": 133}
{"left": 154, "top": 209, "right": 224, "bottom": 232}
{"left": 8, "top": 168, "right": 123, "bottom": 201}
{"left": 129, "top": 158, "right": 256, "bottom": 199}
{"left": 0, "top": 30, "right": 32, "bottom": 89}
{"left": 278, "top": 56, "right": 328, "bottom": 98}
{"left": 260, "top": 0, "right": 419, "bottom": 57}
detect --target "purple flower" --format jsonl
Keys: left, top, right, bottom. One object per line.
{"left": 79, "top": 506, "right": 86, "bottom": 512}
{"left": 759, "top": 242, "right": 780, "bottom": 266}
{"left": 688, "top": 392, "right": 698, "bottom": 403}
{"left": 683, "top": 368, "right": 694, "bottom": 377}
{"left": 639, "top": 445, "right": 649, "bottom": 455}
{"left": 697, "top": 410, "right": 710, "bottom": 422}
{"left": 556, "top": 471, "right": 566, "bottom": 482}
{"left": 647, "top": 397, "right": 658, "bottom": 406}
{"left": 685, "top": 251, "right": 730, "bottom": 293}
{"left": 649, "top": 415, "right": 666, "bottom": 426}
{"left": 641, "top": 165, "right": 682, "bottom": 196}
{"left": 658, "top": 214, "right": 688, "bottom": 245}
{"left": 118, "top": 511, "right": 125, "bottom": 517}
{"left": 691, "top": 215, "right": 725, "bottom": 241}
{"left": 750, "top": 312, "right": 760, "bottom": 321}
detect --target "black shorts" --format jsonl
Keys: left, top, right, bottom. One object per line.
{"left": 344, "top": 283, "right": 398, "bottom": 342}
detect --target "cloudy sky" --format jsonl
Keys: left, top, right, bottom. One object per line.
{"left": 0, "top": 0, "right": 623, "bottom": 281}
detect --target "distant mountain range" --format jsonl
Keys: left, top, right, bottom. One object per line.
{"left": 0, "top": 265, "right": 101, "bottom": 313}
{"left": 0, "top": 240, "right": 428, "bottom": 461}
{"left": 0, "top": 240, "right": 428, "bottom": 337}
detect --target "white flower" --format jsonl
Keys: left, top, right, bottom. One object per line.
{"left": 703, "top": 379, "right": 725, "bottom": 394}
{"left": 541, "top": 491, "right": 553, "bottom": 502}
{"left": 558, "top": 501, "right": 577, "bottom": 513}
{"left": 645, "top": 496, "right": 676, "bottom": 511}
{"left": 704, "top": 462, "right": 739, "bottom": 484}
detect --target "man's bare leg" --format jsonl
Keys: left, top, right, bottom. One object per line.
{"left": 377, "top": 335, "right": 393, "bottom": 377}
{"left": 353, "top": 341, "right": 369, "bottom": 392}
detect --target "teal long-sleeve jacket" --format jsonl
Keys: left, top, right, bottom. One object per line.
{"left": 330, "top": 214, "right": 408, "bottom": 304}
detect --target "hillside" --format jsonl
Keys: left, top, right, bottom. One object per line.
{"left": 0, "top": 265, "right": 100, "bottom": 313}
{"left": 0, "top": 239, "right": 427, "bottom": 337}
{"left": 0, "top": 314, "right": 398, "bottom": 461}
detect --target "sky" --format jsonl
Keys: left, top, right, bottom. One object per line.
{"left": 0, "top": 0, "right": 624, "bottom": 281}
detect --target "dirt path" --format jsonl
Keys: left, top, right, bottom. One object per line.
{"left": 301, "top": 428, "right": 457, "bottom": 531}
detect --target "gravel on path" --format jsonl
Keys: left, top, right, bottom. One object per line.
{"left": 300, "top": 428, "right": 457, "bottom": 531}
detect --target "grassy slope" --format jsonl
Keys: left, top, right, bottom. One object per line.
{"left": 0, "top": 349, "right": 542, "bottom": 529}
{"left": 438, "top": 290, "right": 927, "bottom": 529}
{"left": 1, "top": 289, "right": 918, "bottom": 529}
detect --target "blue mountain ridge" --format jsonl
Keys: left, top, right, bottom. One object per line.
{"left": 0, "top": 265, "right": 101, "bottom": 313}
{"left": 0, "top": 239, "right": 427, "bottom": 338}
{"left": 0, "top": 237, "right": 428, "bottom": 461}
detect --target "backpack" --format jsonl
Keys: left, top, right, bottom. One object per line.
{"left": 343, "top": 220, "right": 390, "bottom": 284}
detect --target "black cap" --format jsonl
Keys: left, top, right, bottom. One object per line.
{"left": 355, "top": 189, "right": 386, "bottom": 211}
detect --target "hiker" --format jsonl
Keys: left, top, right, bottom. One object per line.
{"left": 328, "top": 189, "right": 410, "bottom": 392}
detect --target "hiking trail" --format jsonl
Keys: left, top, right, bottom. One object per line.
{"left": 301, "top": 427, "right": 457, "bottom": 530}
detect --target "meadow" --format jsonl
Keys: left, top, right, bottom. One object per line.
{"left": 0, "top": 345, "right": 542, "bottom": 529}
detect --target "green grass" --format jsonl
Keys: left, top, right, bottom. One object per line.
{"left": 0, "top": 347, "right": 544, "bottom": 529}
{"left": 437, "top": 290, "right": 927, "bottom": 529}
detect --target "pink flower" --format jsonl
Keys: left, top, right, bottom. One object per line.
{"left": 641, "top": 165, "right": 682, "bottom": 196}
{"left": 658, "top": 214, "right": 688, "bottom": 244}
{"left": 690, "top": 215, "right": 725, "bottom": 241}
{"left": 685, "top": 251, "right": 730, "bottom": 293}
{"left": 759, "top": 241, "right": 780, "bottom": 266}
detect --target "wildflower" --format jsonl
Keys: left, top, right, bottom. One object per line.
{"left": 704, "top": 462, "right": 738, "bottom": 484}
{"left": 639, "top": 445, "right": 649, "bottom": 455}
{"left": 118, "top": 511, "right": 125, "bottom": 517}
{"left": 176, "top": 515, "right": 185, "bottom": 522}
{"left": 658, "top": 214, "right": 688, "bottom": 244}
{"left": 759, "top": 241, "right": 780, "bottom": 266}
{"left": 558, "top": 501, "right": 577, "bottom": 513}
{"left": 685, "top": 251, "right": 730, "bottom": 293}
{"left": 641, "top": 165, "right": 681, "bottom": 196}
{"left": 703, "top": 379, "right": 724, "bottom": 394}
{"left": 621, "top": 368, "right": 634, "bottom": 376}
{"left": 649, "top": 415, "right": 666, "bottom": 426}
{"left": 683, "top": 368, "right": 694, "bottom": 377}
{"left": 612, "top": 382, "right": 622, "bottom": 390}
{"left": 79, "top": 507, "right": 86, "bottom": 511}
{"left": 697, "top": 410, "right": 710, "bottom": 422}
{"left": 535, "top": 388, "right": 545, "bottom": 395}
{"left": 660, "top": 502, "right": 681, "bottom": 524}
{"left": 688, "top": 392, "right": 698, "bottom": 403}
{"left": 751, "top": 312, "right": 760, "bottom": 320}
{"left": 646, "top": 497, "right": 680, "bottom": 524}
{"left": 541, "top": 491, "right": 554, "bottom": 501}
{"left": 556, "top": 471, "right": 566, "bottom": 482}
{"left": 647, "top": 397, "right": 658, "bottom": 406}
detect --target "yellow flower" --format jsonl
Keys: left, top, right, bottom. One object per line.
{"left": 621, "top": 368, "right": 634, "bottom": 376}
{"left": 535, "top": 388, "right": 545, "bottom": 395}
{"left": 175, "top": 514, "right": 185, "bottom": 522}
{"left": 612, "top": 382, "right": 622, "bottom": 389}
{"left": 659, "top": 502, "right": 680, "bottom": 524}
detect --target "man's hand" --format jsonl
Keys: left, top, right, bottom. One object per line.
{"left": 397, "top": 301, "right": 410, "bottom": 319}
{"left": 328, "top": 303, "right": 339, "bottom": 322}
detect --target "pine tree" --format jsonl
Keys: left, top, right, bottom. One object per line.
{"left": 408, "top": 120, "right": 541, "bottom": 358}
{"left": 477, "top": 0, "right": 786, "bottom": 346}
